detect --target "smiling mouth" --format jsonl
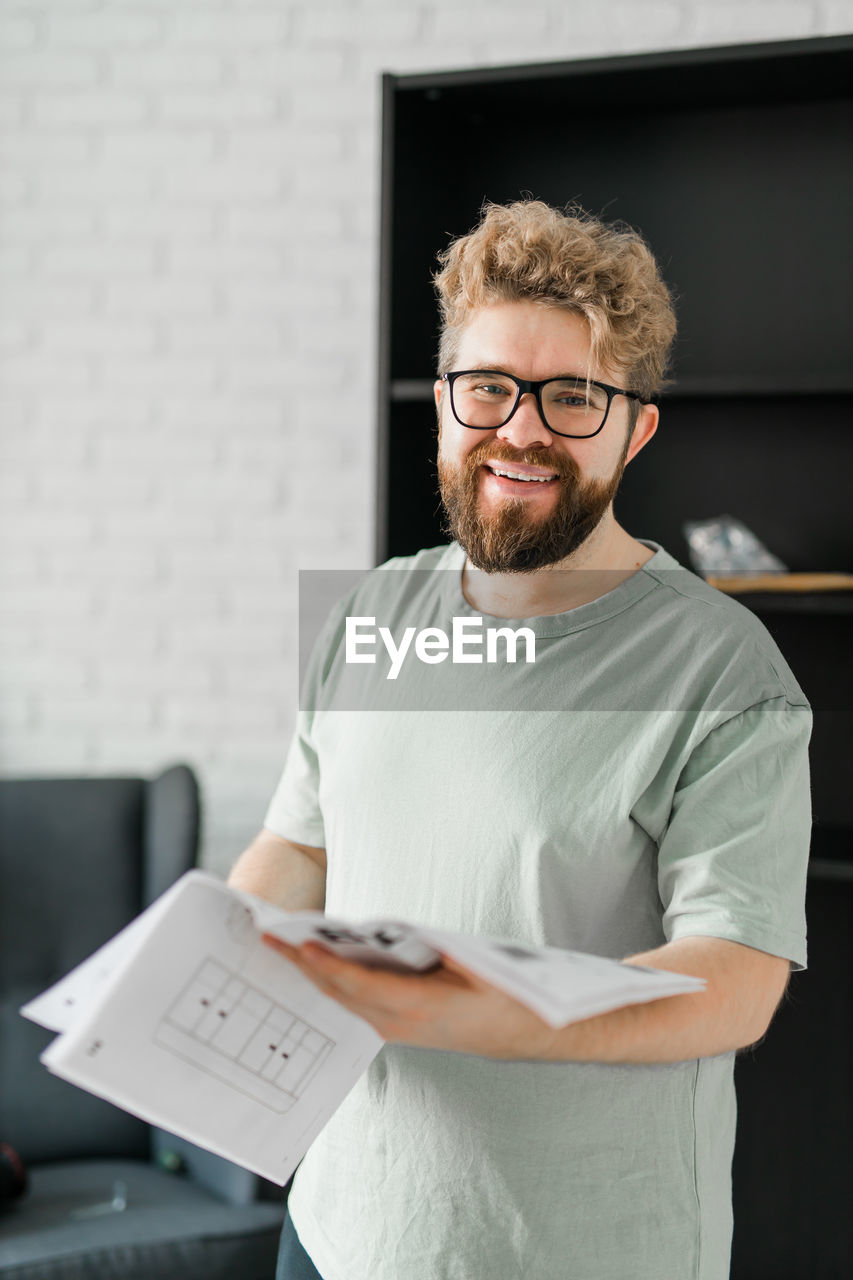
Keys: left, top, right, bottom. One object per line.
{"left": 484, "top": 465, "right": 559, "bottom": 483}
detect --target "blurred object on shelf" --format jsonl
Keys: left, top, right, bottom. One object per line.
{"left": 684, "top": 515, "right": 788, "bottom": 576}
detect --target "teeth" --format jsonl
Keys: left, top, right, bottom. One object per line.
{"left": 490, "top": 467, "right": 556, "bottom": 483}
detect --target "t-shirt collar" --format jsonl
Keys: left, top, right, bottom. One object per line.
{"left": 437, "top": 540, "right": 678, "bottom": 637}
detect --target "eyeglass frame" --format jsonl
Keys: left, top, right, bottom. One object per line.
{"left": 440, "top": 369, "right": 647, "bottom": 440}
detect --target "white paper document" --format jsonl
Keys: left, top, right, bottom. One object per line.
{"left": 22, "top": 871, "right": 704, "bottom": 1185}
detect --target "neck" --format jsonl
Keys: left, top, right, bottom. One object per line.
{"left": 460, "top": 512, "right": 655, "bottom": 618}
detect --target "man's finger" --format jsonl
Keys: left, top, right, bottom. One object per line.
{"left": 299, "top": 943, "right": 410, "bottom": 999}
{"left": 261, "top": 932, "right": 296, "bottom": 956}
{"left": 261, "top": 935, "right": 345, "bottom": 999}
{"left": 435, "top": 951, "right": 489, "bottom": 989}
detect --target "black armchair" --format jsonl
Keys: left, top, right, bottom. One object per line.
{"left": 0, "top": 766, "right": 284, "bottom": 1279}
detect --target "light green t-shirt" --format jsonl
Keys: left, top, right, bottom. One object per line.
{"left": 264, "top": 541, "right": 811, "bottom": 1280}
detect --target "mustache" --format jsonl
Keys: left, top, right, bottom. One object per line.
{"left": 462, "top": 438, "right": 581, "bottom": 482}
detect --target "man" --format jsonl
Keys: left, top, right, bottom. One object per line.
{"left": 229, "top": 201, "right": 811, "bottom": 1280}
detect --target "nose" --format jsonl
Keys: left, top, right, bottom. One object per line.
{"left": 495, "top": 391, "right": 554, "bottom": 450}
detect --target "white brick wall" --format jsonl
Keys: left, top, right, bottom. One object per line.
{"left": 1, "top": 0, "right": 848, "bottom": 874}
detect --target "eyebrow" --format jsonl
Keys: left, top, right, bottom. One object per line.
{"left": 463, "top": 364, "right": 588, "bottom": 382}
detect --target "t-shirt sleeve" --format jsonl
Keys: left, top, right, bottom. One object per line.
{"left": 658, "top": 696, "right": 812, "bottom": 969}
{"left": 262, "top": 591, "right": 351, "bottom": 849}
{"left": 263, "top": 707, "right": 326, "bottom": 848}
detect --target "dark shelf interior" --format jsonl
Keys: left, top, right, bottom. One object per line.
{"left": 386, "top": 52, "right": 853, "bottom": 390}
{"left": 614, "top": 393, "right": 853, "bottom": 572}
{"left": 732, "top": 871, "right": 853, "bottom": 1280}
{"left": 721, "top": 593, "right": 853, "bottom": 615}
{"left": 379, "top": 36, "right": 853, "bottom": 573}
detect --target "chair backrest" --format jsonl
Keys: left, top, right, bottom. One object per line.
{"left": 0, "top": 765, "right": 199, "bottom": 1165}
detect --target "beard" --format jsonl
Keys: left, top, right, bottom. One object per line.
{"left": 437, "top": 434, "right": 629, "bottom": 574}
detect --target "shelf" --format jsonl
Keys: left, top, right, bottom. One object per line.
{"left": 661, "top": 376, "right": 853, "bottom": 397}
{"left": 388, "top": 378, "right": 853, "bottom": 403}
{"left": 808, "top": 859, "right": 853, "bottom": 881}
{"left": 390, "top": 379, "right": 435, "bottom": 402}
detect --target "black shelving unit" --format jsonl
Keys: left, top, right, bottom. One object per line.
{"left": 377, "top": 35, "right": 853, "bottom": 569}
{"left": 378, "top": 35, "right": 853, "bottom": 1280}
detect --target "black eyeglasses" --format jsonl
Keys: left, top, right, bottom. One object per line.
{"left": 441, "top": 370, "right": 645, "bottom": 439}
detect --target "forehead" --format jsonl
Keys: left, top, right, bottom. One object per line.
{"left": 454, "top": 300, "right": 596, "bottom": 378}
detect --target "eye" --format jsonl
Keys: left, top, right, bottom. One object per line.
{"left": 545, "top": 380, "right": 609, "bottom": 414}
{"left": 455, "top": 373, "right": 516, "bottom": 399}
{"left": 475, "top": 382, "right": 513, "bottom": 397}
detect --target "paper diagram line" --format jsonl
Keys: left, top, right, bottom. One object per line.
{"left": 154, "top": 958, "right": 334, "bottom": 1113}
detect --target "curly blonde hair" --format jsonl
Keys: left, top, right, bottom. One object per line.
{"left": 434, "top": 200, "right": 677, "bottom": 401}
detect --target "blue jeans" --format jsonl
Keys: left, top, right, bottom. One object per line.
{"left": 276, "top": 1210, "right": 324, "bottom": 1280}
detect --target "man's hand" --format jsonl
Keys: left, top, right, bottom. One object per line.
{"left": 261, "top": 936, "right": 557, "bottom": 1058}
{"left": 262, "top": 932, "right": 791, "bottom": 1064}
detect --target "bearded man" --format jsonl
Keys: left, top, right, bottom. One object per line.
{"left": 229, "top": 201, "right": 811, "bottom": 1280}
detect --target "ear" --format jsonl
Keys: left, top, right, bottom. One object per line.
{"left": 624, "top": 403, "right": 658, "bottom": 466}
{"left": 433, "top": 379, "right": 443, "bottom": 410}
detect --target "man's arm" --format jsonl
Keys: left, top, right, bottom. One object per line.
{"left": 228, "top": 828, "right": 327, "bottom": 912}
{"left": 264, "top": 932, "right": 791, "bottom": 1063}
{"left": 540, "top": 935, "right": 790, "bottom": 1063}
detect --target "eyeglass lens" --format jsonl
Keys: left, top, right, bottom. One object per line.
{"left": 450, "top": 372, "right": 609, "bottom": 437}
